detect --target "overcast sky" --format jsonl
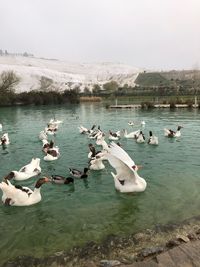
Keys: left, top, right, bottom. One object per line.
{"left": 0, "top": 0, "right": 200, "bottom": 70}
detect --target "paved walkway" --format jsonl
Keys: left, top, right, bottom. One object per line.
{"left": 121, "top": 240, "right": 200, "bottom": 267}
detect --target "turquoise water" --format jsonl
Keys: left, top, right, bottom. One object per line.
{"left": 0, "top": 104, "right": 200, "bottom": 263}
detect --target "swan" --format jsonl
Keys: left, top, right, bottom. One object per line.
{"left": 0, "top": 123, "right": 2, "bottom": 131}
{"left": 123, "top": 129, "right": 140, "bottom": 139}
{"left": 164, "top": 126, "right": 183, "bottom": 138}
{"left": 106, "top": 142, "right": 146, "bottom": 193}
{"left": 136, "top": 131, "right": 145, "bottom": 143}
{"left": 0, "top": 177, "right": 49, "bottom": 206}
{"left": 108, "top": 130, "right": 120, "bottom": 141}
{"left": 49, "top": 118, "right": 63, "bottom": 125}
{"left": 69, "top": 168, "right": 89, "bottom": 179}
{"left": 78, "top": 125, "right": 96, "bottom": 134}
{"left": 128, "top": 121, "right": 135, "bottom": 126}
{"left": 148, "top": 131, "right": 159, "bottom": 145}
{"left": 39, "top": 130, "right": 48, "bottom": 141}
{"left": 4, "top": 158, "right": 41, "bottom": 181}
{"left": 89, "top": 156, "right": 105, "bottom": 170}
{"left": 44, "top": 146, "right": 60, "bottom": 161}
{"left": 45, "top": 126, "right": 58, "bottom": 136}
{"left": 0, "top": 133, "right": 10, "bottom": 145}
{"left": 50, "top": 175, "right": 74, "bottom": 185}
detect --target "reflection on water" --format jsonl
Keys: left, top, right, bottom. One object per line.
{"left": 0, "top": 104, "right": 200, "bottom": 263}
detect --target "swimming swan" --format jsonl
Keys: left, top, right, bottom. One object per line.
{"left": 0, "top": 177, "right": 49, "bottom": 206}
{"left": 148, "top": 131, "right": 159, "bottom": 145}
{"left": 106, "top": 142, "right": 146, "bottom": 193}
{"left": 4, "top": 158, "right": 41, "bottom": 181}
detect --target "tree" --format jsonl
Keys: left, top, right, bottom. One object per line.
{"left": 0, "top": 71, "right": 20, "bottom": 105}
{"left": 92, "top": 84, "right": 101, "bottom": 94}
{"left": 0, "top": 70, "right": 20, "bottom": 93}
{"left": 103, "top": 81, "right": 118, "bottom": 92}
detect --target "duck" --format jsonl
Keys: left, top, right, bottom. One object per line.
{"left": 106, "top": 142, "right": 146, "bottom": 193}
{"left": 89, "top": 156, "right": 105, "bottom": 170}
{"left": 0, "top": 177, "right": 49, "bottom": 206}
{"left": 148, "top": 131, "right": 159, "bottom": 145}
{"left": 123, "top": 129, "right": 140, "bottom": 139}
{"left": 69, "top": 167, "right": 89, "bottom": 179}
{"left": 4, "top": 158, "right": 41, "bottom": 181}
{"left": 164, "top": 126, "right": 183, "bottom": 138}
{"left": 50, "top": 175, "right": 74, "bottom": 185}
{"left": 108, "top": 130, "right": 120, "bottom": 141}
{"left": 0, "top": 133, "right": 10, "bottom": 145}
{"left": 136, "top": 131, "right": 145, "bottom": 143}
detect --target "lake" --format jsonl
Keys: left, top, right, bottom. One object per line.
{"left": 0, "top": 104, "right": 199, "bottom": 263}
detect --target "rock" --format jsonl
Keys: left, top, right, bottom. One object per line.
{"left": 138, "top": 246, "right": 164, "bottom": 258}
{"left": 82, "top": 260, "right": 97, "bottom": 267}
{"left": 176, "top": 235, "right": 190, "bottom": 243}
{"left": 187, "top": 233, "right": 197, "bottom": 240}
{"left": 166, "top": 239, "right": 181, "bottom": 248}
{"left": 100, "top": 260, "right": 121, "bottom": 267}
{"left": 134, "top": 232, "right": 148, "bottom": 242}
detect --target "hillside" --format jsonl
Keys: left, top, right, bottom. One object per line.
{"left": 0, "top": 56, "right": 141, "bottom": 93}
{"left": 135, "top": 70, "right": 200, "bottom": 88}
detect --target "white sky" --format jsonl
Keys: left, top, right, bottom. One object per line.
{"left": 0, "top": 0, "right": 200, "bottom": 70}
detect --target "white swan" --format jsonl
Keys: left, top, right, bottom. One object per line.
{"left": 89, "top": 156, "right": 105, "bottom": 170}
{"left": 148, "top": 131, "right": 159, "bottom": 145}
{"left": 164, "top": 126, "right": 183, "bottom": 138}
{"left": 49, "top": 118, "right": 63, "bottom": 125}
{"left": 136, "top": 131, "right": 145, "bottom": 143}
{"left": 128, "top": 121, "right": 135, "bottom": 126}
{"left": 0, "top": 123, "right": 2, "bottom": 131}
{"left": 0, "top": 177, "right": 49, "bottom": 206}
{"left": 78, "top": 125, "right": 96, "bottom": 134}
{"left": 106, "top": 142, "right": 146, "bottom": 193}
{"left": 4, "top": 158, "right": 41, "bottom": 181}
{"left": 0, "top": 133, "right": 10, "bottom": 145}
{"left": 44, "top": 147, "right": 60, "bottom": 161}
{"left": 39, "top": 130, "right": 48, "bottom": 141}
{"left": 123, "top": 129, "right": 140, "bottom": 139}
{"left": 108, "top": 130, "right": 120, "bottom": 141}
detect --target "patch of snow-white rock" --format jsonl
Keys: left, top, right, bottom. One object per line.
{"left": 0, "top": 56, "right": 141, "bottom": 92}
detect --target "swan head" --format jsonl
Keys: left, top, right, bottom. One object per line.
{"left": 177, "top": 126, "right": 183, "bottom": 131}
{"left": 35, "top": 177, "right": 50, "bottom": 188}
{"left": 3, "top": 171, "right": 15, "bottom": 183}
{"left": 149, "top": 131, "right": 153, "bottom": 137}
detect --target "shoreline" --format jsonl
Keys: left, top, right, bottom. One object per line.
{"left": 3, "top": 214, "right": 200, "bottom": 267}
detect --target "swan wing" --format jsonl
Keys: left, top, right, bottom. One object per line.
{"left": 164, "top": 128, "right": 170, "bottom": 136}
{"left": 106, "top": 154, "right": 136, "bottom": 183}
{"left": 108, "top": 142, "right": 135, "bottom": 167}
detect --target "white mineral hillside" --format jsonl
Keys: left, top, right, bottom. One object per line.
{"left": 0, "top": 56, "right": 141, "bottom": 93}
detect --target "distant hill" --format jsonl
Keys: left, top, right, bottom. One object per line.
{"left": 135, "top": 70, "right": 200, "bottom": 88}
{"left": 0, "top": 56, "right": 141, "bottom": 93}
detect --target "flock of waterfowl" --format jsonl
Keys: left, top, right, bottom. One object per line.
{"left": 0, "top": 120, "right": 183, "bottom": 206}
